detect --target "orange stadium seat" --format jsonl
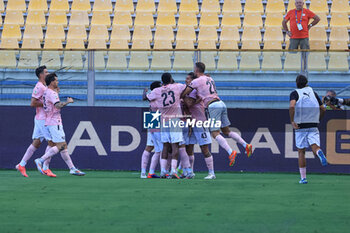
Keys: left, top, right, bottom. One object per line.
{"left": 179, "top": 0, "right": 199, "bottom": 14}
{"left": 157, "top": 0, "right": 177, "bottom": 13}
{"left": 201, "top": 0, "right": 220, "bottom": 13}
{"left": 47, "top": 10, "right": 68, "bottom": 26}
{"left": 114, "top": 0, "right": 134, "bottom": 13}
{"left": 50, "top": 0, "right": 70, "bottom": 12}
{"left": 222, "top": 0, "right": 242, "bottom": 13}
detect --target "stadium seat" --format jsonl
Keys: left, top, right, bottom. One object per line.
{"left": 6, "top": 0, "right": 26, "bottom": 12}
{"left": 263, "top": 41, "right": 282, "bottom": 50}
{"left": 178, "top": 12, "right": 198, "bottom": 27}
{"left": 198, "top": 26, "right": 218, "bottom": 41}
{"left": 222, "top": 0, "right": 242, "bottom": 13}
{"left": 156, "top": 12, "right": 176, "bottom": 26}
{"left": 157, "top": 0, "right": 177, "bottom": 13}
{"left": 239, "top": 52, "right": 261, "bottom": 71}
{"left": 21, "top": 38, "right": 41, "bottom": 49}
{"left": 69, "top": 11, "right": 89, "bottom": 27}
{"left": 28, "top": 0, "right": 48, "bottom": 12}
{"left": 112, "top": 11, "right": 133, "bottom": 27}
{"left": 199, "top": 52, "right": 216, "bottom": 70}
{"left": 328, "top": 52, "right": 349, "bottom": 71}
{"left": 217, "top": 52, "right": 238, "bottom": 70}
{"left": 23, "top": 25, "right": 44, "bottom": 40}
{"left": 0, "top": 51, "right": 17, "bottom": 69}
{"left": 265, "top": 13, "right": 284, "bottom": 27}
{"left": 173, "top": 51, "right": 194, "bottom": 70}
{"left": 47, "top": 10, "right": 68, "bottom": 26}
{"left": 175, "top": 40, "right": 194, "bottom": 49}
{"left": 45, "top": 25, "right": 66, "bottom": 40}
{"left": 89, "top": 25, "right": 109, "bottom": 40}
{"left": 88, "top": 39, "right": 107, "bottom": 49}
{"left": 135, "top": 0, "right": 155, "bottom": 13}
{"left": 200, "top": 0, "right": 220, "bottom": 13}
{"left": 41, "top": 51, "right": 61, "bottom": 69}
{"left": 200, "top": 12, "right": 219, "bottom": 27}
{"left": 65, "top": 38, "right": 85, "bottom": 49}
{"left": 287, "top": 2, "right": 295, "bottom": 12}
{"left": 0, "top": 38, "right": 19, "bottom": 48}
{"left": 179, "top": 0, "right": 199, "bottom": 14}
{"left": 110, "top": 25, "right": 131, "bottom": 40}
{"left": 71, "top": 0, "right": 91, "bottom": 12}
{"left": 0, "top": 0, "right": 4, "bottom": 13}
{"left": 26, "top": 10, "right": 46, "bottom": 26}
{"left": 314, "top": 12, "right": 329, "bottom": 28}
{"left": 44, "top": 39, "right": 63, "bottom": 49}
{"left": 264, "top": 26, "right": 283, "bottom": 41}
{"left": 329, "top": 41, "right": 349, "bottom": 50}
{"left": 1, "top": 25, "right": 21, "bottom": 40}
{"left": 309, "top": 0, "right": 329, "bottom": 13}
{"left": 62, "top": 51, "right": 85, "bottom": 70}
{"left": 284, "top": 52, "right": 301, "bottom": 71}
{"left": 94, "top": 51, "right": 107, "bottom": 70}
{"left": 309, "top": 40, "right": 327, "bottom": 50}
{"left": 261, "top": 52, "right": 283, "bottom": 71}
{"left": 106, "top": 51, "right": 128, "bottom": 70}
{"left": 4, "top": 10, "right": 24, "bottom": 26}
{"left": 244, "top": 0, "right": 264, "bottom": 12}
{"left": 309, "top": 26, "right": 327, "bottom": 41}
{"left": 153, "top": 40, "right": 173, "bottom": 49}
{"left": 132, "top": 25, "right": 152, "bottom": 41}
{"left": 114, "top": 0, "right": 134, "bottom": 13}
{"left": 50, "top": 0, "right": 69, "bottom": 12}
{"left": 243, "top": 12, "right": 263, "bottom": 27}
{"left": 219, "top": 40, "right": 238, "bottom": 49}
{"left": 129, "top": 52, "right": 150, "bottom": 70}
{"left": 176, "top": 26, "right": 196, "bottom": 41}
{"left": 331, "top": 0, "right": 350, "bottom": 13}
{"left": 154, "top": 25, "right": 174, "bottom": 41}
{"left": 197, "top": 40, "right": 216, "bottom": 49}
{"left": 150, "top": 51, "right": 172, "bottom": 70}
{"left": 131, "top": 39, "right": 151, "bottom": 49}
{"left": 18, "top": 51, "right": 40, "bottom": 69}
{"left": 93, "top": 0, "right": 113, "bottom": 13}
{"left": 308, "top": 52, "right": 327, "bottom": 71}
{"left": 265, "top": 0, "right": 286, "bottom": 13}
{"left": 67, "top": 25, "right": 87, "bottom": 40}
{"left": 134, "top": 12, "right": 155, "bottom": 27}
{"left": 109, "top": 39, "right": 129, "bottom": 49}
{"left": 330, "top": 13, "right": 350, "bottom": 27}
{"left": 329, "top": 27, "right": 349, "bottom": 42}
{"left": 241, "top": 26, "right": 262, "bottom": 41}
{"left": 221, "top": 12, "right": 241, "bottom": 27}
{"left": 241, "top": 40, "right": 261, "bottom": 50}
{"left": 91, "top": 11, "right": 111, "bottom": 26}
{"left": 220, "top": 26, "right": 240, "bottom": 41}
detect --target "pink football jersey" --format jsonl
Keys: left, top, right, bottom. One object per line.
{"left": 189, "top": 75, "right": 220, "bottom": 107}
{"left": 187, "top": 89, "right": 206, "bottom": 122}
{"left": 43, "top": 88, "right": 62, "bottom": 126}
{"left": 31, "top": 82, "right": 47, "bottom": 120}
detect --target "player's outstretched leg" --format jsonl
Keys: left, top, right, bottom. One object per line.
{"left": 212, "top": 131, "right": 237, "bottom": 166}
{"left": 311, "top": 144, "right": 327, "bottom": 167}
{"left": 42, "top": 145, "right": 56, "bottom": 177}
{"left": 16, "top": 141, "right": 41, "bottom": 177}
{"left": 222, "top": 128, "right": 253, "bottom": 158}
{"left": 148, "top": 152, "right": 160, "bottom": 178}
{"left": 140, "top": 146, "right": 153, "bottom": 178}
{"left": 298, "top": 149, "right": 308, "bottom": 184}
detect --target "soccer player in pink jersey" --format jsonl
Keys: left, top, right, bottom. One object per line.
{"left": 16, "top": 66, "right": 56, "bottom": 177}
{"left": 181, "top": 62, "right": 253, "bottom": 166}
{"left": 34, "top": 73, "right": 85, "bottom": 176}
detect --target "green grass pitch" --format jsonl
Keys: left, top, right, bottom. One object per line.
{"left": 1, "top": 170, "right": 349, "bottom": 233}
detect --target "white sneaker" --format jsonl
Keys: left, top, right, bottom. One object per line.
{"left": 204, "top": 173, "right": 216, "bottom": 180}
{"left": 69, "top": 168, "right": 85, "bottom": 176}
{"left": 140, "top": 173, "right": 147, "bottom": 179}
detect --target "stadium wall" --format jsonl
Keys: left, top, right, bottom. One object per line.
{"left": 1, "top": 106, "right": 349, "bottom": 173}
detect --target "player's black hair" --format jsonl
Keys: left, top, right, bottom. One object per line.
{"left": 187, "top": 72, "right": 197, "bottom": 80}
{"left": 296, "top": 74, "right": 308, "bottom": 88}
{"left": 45, "top": 73, "right": 57, "bottom": 86}
{"left": 35, "top": 66, "right": 47, "bottom": 79}
{"left": 162, "top": 72, "right": 172, "bottom": 85}
{"left": 195, "top": 62, "right": 206, "bottom": 73}
{"left": 150, "top": 81, "right": 162, "bottom": 90}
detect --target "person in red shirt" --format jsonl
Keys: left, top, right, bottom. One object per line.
{"left": 282, "top": 0, "right": 320, "bottom": 49}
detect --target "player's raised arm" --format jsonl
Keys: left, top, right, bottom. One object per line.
{"left": 54, "top": 97, "right": 74, "bottom": 109}
{"left": 181, "top": 86, "right": 193, "bottom": 99}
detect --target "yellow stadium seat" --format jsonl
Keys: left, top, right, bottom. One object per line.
{"left": 110, "top": 25, "right": 131, "bottom": 40}
{"left": 265, "top": 0, "right": 286, "bottom": 13}
{"left": 70, "top": 11, "right": 89, "bottom": 27}
{"left": 220, "top": 26, "right": 240, "bottom": 41}
{"left": 114, "top": 0, "right": 134, "bottom": 13}
{"left": 328, "top": 52, "right": 349, "bottom": 71}
{"left": 21, "top": 38, "right": 41, "bottom": 49}
{"left": 67, "top": 25, "right": 87, "bottom": 40}
{"left": 88, "top": 39, "right": 107, "bottom": 49}
{"left": 0, "top": 38, "right": 19, "bottom": 48}
{"left": 28, "top": 0, "right": 48, "bottom": 12}
{"left": 330, "top": 13, "right": 350, "bottom": 27}
{"left": 309, "top": 40, "right": 327, "bottom": 50}
{"left": 308, "top": 52, "right": 327, "bottom": 71}
{"left": 198, "top": 26, "right": 218, "bottom": 41}
{"left": 222, "top": 0, "right": 242, "bottom": 13}
{"left": 0, "top": 51, "right": 17, "bottom": 69}
{"left": 23, "top": 25, "right": 44, "bottom": 40}
{"left": 242, "top": 26, "right": 262, "bottom": 41}
{"left": 93, "top": 0, "right": 113, "bottom": 13}
{"left": 106, "top": 51, "right": 128, "bottom": 70}
{"left": 331, "top": 0, "right": 350, "bottom": 13}
{"left": 134, "top": 12, "right": 155, "bottom": 27}
{"left": 133, "top": 25, "right": 152, "bottom": 40}
{"left": 135, "top": 0, "right": 155, "bottom": 13}
{"left": 89, "top": 25, "right": 109, "bottom": 40}
{"left": 6, "top": 0, "right": 26, "bottom": 12}
{"left": 0, "top": 1, "right": 4, "bottom": 13}
{"left": 263, "top": 41, "right": 283, "bottom": 49}
{"left": 264, "top": 26, "right": 283, "bottom": 41}
{"left": 219, "top": 40, "right": 238, "bottom": 49}
{"left": 178, "top": 12, "right": 198, "bottom": 27}
{"left": 50, "top": 0, "right": 69, "bottom": 12}
{"left": 2, "top": 25, "right": 21, "bottom": 39}
{"left": 261, "top": 52, "right": 282, "bottom": 71}
{"left": 329, "top": 41, "right": 349, "bottom": 50}
{"left": 63, "top": 51, "right": 85, "bottom": 70}
{"left": 265, "top": 13, "right": 284, "bottom": 27}
{"left": 44, "top": 39, "right": 63, "bottom": 49}
{"left": 201, "top": 0, "right": 220, "bottom": 13}
{"left": 173, "top": 51, "right": 194, "bottom": 70}
{"left": 150, "top": 52, "right": 172, "bottom": 70}
{"left": 93, "top": 51, "right": 106, "bottom": 70}
{"left": 26, "top": 10, "right": 46, "bottom": 26}
{"left": 314, "top": 12, "right": 329, "bottom": 27}
{"left": 112, "top": 11, "right": 133, "bottom": 27}
{"left": 309, "top": 27, "right": 327, "bottom": 41}
{"left": 18, "top": 51, "right": 40, "bottom": 69}
{"left": 154, "top": 25, "right": 174, "bottom": 41}
{"left": 91, "top": 11, "right": 111, "bottom": 26}
{"left": 239, "top": 52, "right": 260, "bottom": 71}
{"left": 41, "top": 51, "right": 61, "bottom": 69}
{"left": 244, "top": 0, "right": 263, "bottom": 13}
{"left": 176, "top": 40, "right": 194, "bottom": 49}
{"left": 197, "top": 40, "right": 216, "bottom": 49}
{"left": 66, "top": 39, "right": 85, "bottom": 49}
{"left": 243, "top": 12, "right": 263, "bottom": 26}
{"left": 45, "top": 25, "right": 66, "bottom": 40}
{"left": 200, "top": 12, "right": 219, "bottom": 27}
{"left": 241, "top": 40, "right": 261, "bottom": 49}
{"left": 287, "top": 2, "right": 295, "bottom": 12}
{"left": 71, "top": 0, "right": 91, "bottom": 12}
{"left": 179, "top": 0, "right": 199, "bottom": 13}
{"left": 109, "top": 39, "right": 129, "bottom": 49}
{"left": 309, "top": 0, "right": 329, "bottom": 13}
{"left": 47, "top": 10, "right": 67, "bottom": 26}
{"left": 153, "top": 40, "right": 173, "bottom": 49}
{"left": 158, "top": 0, "right": 177, "bottom": 13}
{"left": 131, "top": 39, "right": 151, "bottom": 49}
{"left": 200, "top": 52, "right": 216, "bottom": 70}
{"left": 221, "top": 12, "right": 241, "bottom": 27}
{"left": 156, "top": 12, "right": 176, "bottom": 26}
{"left": 284, "top": 52, "right": 301, "bottom": 71}
{"left": 129, "top": 52, "right": 150, "bottom": 70}
{"left": 217, "top": 52, "right": 238, "bottom": 70}
{"left": 176, "top": 26, "right": 196, "bottom": 41}
{"left": 330, "top": 26, "right": 349, "bottom": 40}
{"left": 4, "top": 10, "right": 24, "bottom": 26}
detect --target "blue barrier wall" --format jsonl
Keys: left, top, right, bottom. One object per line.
{"left": 1, "top": 106, "right": 349, "bottom": 173}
